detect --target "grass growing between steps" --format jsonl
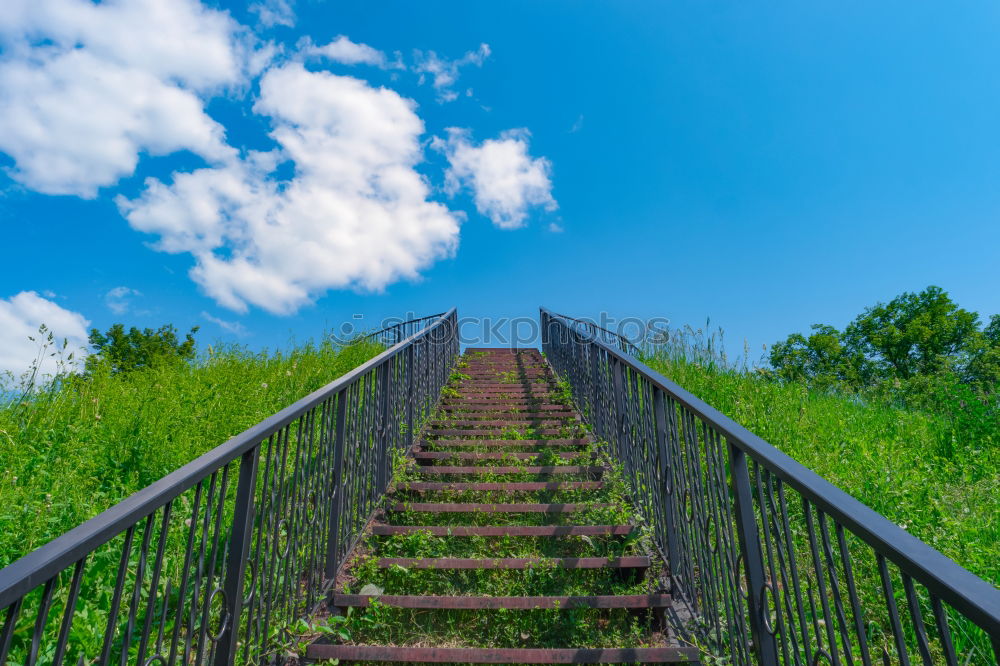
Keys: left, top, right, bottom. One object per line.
{"left": 335, "top": 462, "right": 668, "bottom": 650}
{"left": 324, "top": 352, "right": 675, "bottom": 654}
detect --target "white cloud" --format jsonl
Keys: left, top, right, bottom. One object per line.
{"left": 202, "top": 311, "right": 249, "bottom": 337}
{"left": 0, "top": 291, "right": 89, "bottom": 381}
{"left": 249, "top": 0, "right": 295, "bottom": 28}
{"left": 104, "top": 286, "right": 142, "bottom": 315}
{"left": 304, "top": 36, "right": 393, "bottom": 68}
{"left": 413, "top": 43, "right": 490, "bottom": 103}
{"left": 433, "top": 128, "right": 557, "bottom": 229}
{"left": 119, "top": 63, "right": 462, "bottom": 315}
{"left": 0, "top": 0, "right": 251, "bottom": 197}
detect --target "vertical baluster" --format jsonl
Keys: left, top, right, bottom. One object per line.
{"left": 900, "top": 575, "right": 933, "bottom": 666}
{"left": 728, "top": 443, "right": 779, "bottom": 666}
{"left": 876, "top": 554, "right": 911, "bottom": 666}
{"left": 802, "top": 503, "right": 841, "bottom": 666}
{"left": 138, "top": 503, "right": 173, "bottom": 666}
{"left": 835, "top": 525, "right": 873, "bottom": 666}
{"left": 168, "top": 481, "right": 204, "bottom": 666}
{"left": 53, "top": 557, "right": 87, "bottom": 666}
{"left": 26, "top": 577, "right": 55, "bottom": 666}
{"left": 120, "top": 514, "right": 156, "bottom": 666}
{"left": 99, "top": 525, "right": 137, "bottom": 666}
{"left": 214, "top": 445, "right": 261, "bottom": 666}
{"left": 325, "top": 388, "right": 349, "bottom": 580}
{"left": 0, "top": 598, "right": 23, "bottom": 664}
{"left": 929, "top": 597, "right": 958, "bottom": 666}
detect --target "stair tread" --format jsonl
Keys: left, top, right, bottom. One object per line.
{"left": 389, "top": 502, "right": 613, "bottom": 513}
{"left": 371, "top": 524, "right": 635, "bottom": 536}
{"left": 377, "top": 556, "right": 650, "bottom": 569}
{"left": 420, "top": 439, "right": 588, "bottom": 447}
{"left": 414, "top": 451, "right": 588, "bottom": 460}
{"left": 306, "top": 645, "right": 698, "bottom": 662}
{"left": 417, "top": 465, "right": 602, "bottom": 475}
{"left": 391, "top": 481, "right": 604, "bottom": 491}
{"left": 430, "top": 429, "right": 571, "bottom": 437}
{"left": 332, "top": 594, "right": 671, "bottom": 609}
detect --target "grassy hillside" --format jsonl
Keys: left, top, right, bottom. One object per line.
{"left": 0, "top": 338, "right": 383, "bottom": 568}
{"left": 640, "top": 343, "right": 999, "bottom": 589}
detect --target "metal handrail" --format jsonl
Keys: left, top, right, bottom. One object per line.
{"left": 365, "top": 313, "right": 445, "bottom": 347}
{"left": 0, "top": 309, "right": 459, "bottom": 666}
{"left": 541, "top": 306, "right": 1000, "bottom": 665}
{"left": 541, "top": 309, "right": 641, "bottom": 356}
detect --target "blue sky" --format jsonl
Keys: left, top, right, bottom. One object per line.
{"left": 3, "top": 1, "right": 1000, "bottom": 377}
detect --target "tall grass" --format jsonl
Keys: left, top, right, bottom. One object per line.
{"left": 640, "top": 325, "right": 999, "bottom": 588}
{"left": 0, "top": 338, "right": 384, "bottom": 569}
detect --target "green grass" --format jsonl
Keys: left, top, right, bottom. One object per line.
{"left": 0, "top": 338, "right": 384, "bottom": 568}
{"left": 638, "top": 342, "right": 998, "bottom": 663}
{"left": 640, "top": 348, "right": 999, "bottom": 589}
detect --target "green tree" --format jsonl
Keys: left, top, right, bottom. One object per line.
{"left": 769, "top": 324, "right": 853, "bottom": 389}
{"left": 842, "top": 286, "right": 979, "bottom": 381}
{"left": 965, "top": 314, "right": 1000, "bottom": 394}
{"left": 85, "top": 324, "right": 199, "bottom": 375}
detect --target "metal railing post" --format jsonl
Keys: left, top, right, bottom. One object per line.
{"left": 729, "top": 443, "right": 779, "bottom": 666}
{"left": 324, "top": 388, "right": 349, "bottom": 581}
{"left": 406, "top": 343, "right": 415, "bottom": 446}
{"left": 588, "top": 343, "right": 603, "bottom": 439}
{"left": 652, "top": 387, "right": 681, "bottom": 595}
{"left": 214, "top": 445, "right": 261, "bottom": 666}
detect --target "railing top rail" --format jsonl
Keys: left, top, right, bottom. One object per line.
{"left": 364, "top": 312, "right": 445, "bottom": 341}
{"left": 539, "top": 306, "right": 1000, "bottom": 635}
{"left": 541, "top": 308, "right": 640, "bottom": 356}
{"left": 0, "top": 308, "right": 457, "bottom": 609}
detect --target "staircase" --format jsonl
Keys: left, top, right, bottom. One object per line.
{"left": 307, "top": 348, "right": 699, "bottom": 664}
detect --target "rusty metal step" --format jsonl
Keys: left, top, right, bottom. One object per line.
{"left": 305, "top": 645, "right": 699, "bottom": 663}
{"left": 370, "top": 524, "right": 634, "bottom": 536}
{"left": 391, "top": 481, "right": 604, "bottom": 492}
{"left": 442, "top": 404, "right": 572, "bottom": 412}
{"left": 388, "top": 502, "right": 613, "bottom": 513}
{"left": 413, "top": 451, "right": 589, "bottom": 461}
{"left": 441, "top": 400, "right": 565, "bottom": 407}
{"left": 376, "top": 556, "right": 649, "bottom": 570}
{"left": 429, "top": 428, "right": 573, "bottom": 437}
{"left": 332, "top": 593, "right": 671, "bottom": 609}
{"left": 438, "top": 408, "right": 570, "bottom": 415}
{"left": 429, "top": 420, "right": 571, "bottom": 429}
{"left": 417, "top": 465, "right": 603, "bottom": 475}
{"left": 420, "top": 439, "right": 589, "bottom": 448}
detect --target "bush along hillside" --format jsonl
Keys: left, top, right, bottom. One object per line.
{"left": 639, "top": 285, "right": 999, "bottom": 592}
{"left": 0, "top": 323, "right": 384, "bottom": 568}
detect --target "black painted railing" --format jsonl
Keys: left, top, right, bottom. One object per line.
{"left": 541, "top": 307, "right": 1000, "bottom": 666}
{"left": 365, "top": 313, "right": 445, "bottom": 347}
{"left": 0, "top": 310, "right": 458, "bottom": 666}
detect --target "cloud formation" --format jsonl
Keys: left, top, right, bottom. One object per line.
{"left": 0, "top": 0, "right": 250, "bottom": 197}
{"left": 120, "top": 63, "right": 462, "bottom": 314}
{"left": 104, "top": 286, "right": 142, "bottom": 315}
{"left": 304, "top": 36, "right": 395, "bottom": 68}
{"left": 0, "top": 2, "right": 556, "bottom": 316}
{"left": 0, "top": 291, "right": 89, "bottom": 380}
{"left": 413, "top": 43, "right": 490, "bottom": 102}
{"left": 249, "top": 0, "right": 295, "bottom": 28}
{"left": 202, "top": 311, "right": 249, "bottom": 337}
{"left": 434, "top": 128, "right": 557, "bottom": 229}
